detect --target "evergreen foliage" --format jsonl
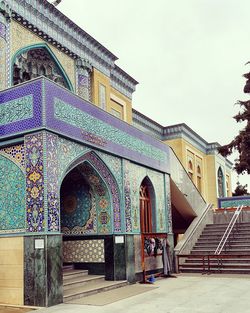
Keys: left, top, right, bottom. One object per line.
{"left": 218, "top": 72, "right": 250, "bottom": 174}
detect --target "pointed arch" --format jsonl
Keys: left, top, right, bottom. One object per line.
{"left": 139, "top": 176, "right": 156, "bottom": 233}
{"left": 11, "top": 43, "right": 73, "bottom": 91}
{"left": 61, "top": 150, "right": 122, "bottom": 233}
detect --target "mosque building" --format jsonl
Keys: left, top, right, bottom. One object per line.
{"left": 0, "top": 0, "right": 232, "bottom": 307}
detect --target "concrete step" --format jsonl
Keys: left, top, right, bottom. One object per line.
{"left": 63, "top": 279, "right": 128, "bottom": 302}
{"left": 178, "top": 267, "right": 250, "bottom": 274}
{"left": 197, "top": 237, "right": 250, "bottom": 243}
{"left": 180, "top": 263, "right": 250, "bottom": 269}
{"left": 63, "top": 274, "right": 106, "bottom": 291}
{"left": 194, "top": 243, "right": 250, "bottom": 249}
{"left": 185, "top": 258, "right": 250, "bottom": 264}
{"left": 191, "top": 249, "right": 250, "bottom": 255}
{"left": 63, "top": 269, "right": 89, "bottom": 280}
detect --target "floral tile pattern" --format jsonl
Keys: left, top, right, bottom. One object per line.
{"left": 25, "top": 132, "right": 45, "bottom": 232}
{"left": 0, "top": 154, "right": 25, "bottom": 232}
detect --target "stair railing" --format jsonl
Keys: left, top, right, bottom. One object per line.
{"left": 214, "top": 205, "right": 243, "bottom": 255}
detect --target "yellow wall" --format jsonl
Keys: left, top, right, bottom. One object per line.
{"left": 165, "top": 138, "right": 222, "bottom": 205}
{"left": 10, "top": 20, "right": 75, "bottom": 90}
{"left": 110, "top": 87, "right": 132, "bottom": 123}
{"left": 165, "top": 138, "right": 185, "bottom": 163}
{"left": 92, "top": 68, "right": 132, "bottom": 123}
{"left": 0, "top": 237, "right": 24, "bottom": 305}
{"left": 206, "top": 156, "right": 218, "bottom": 206}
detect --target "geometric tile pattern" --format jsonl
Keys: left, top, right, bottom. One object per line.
{"left": 1, "top": 144, "right": 25, "bottom": 170}
{"left": 61, "top": 170, "right": 97, "bottom": 235}
{"left": 25, "top": 132, "right": 45, "bottom": 232}
{"left": 0, "top": 154, "right": 25, "bottom": 232}
{"left": 63, "top": 239, "right": 105, "bottom": 263}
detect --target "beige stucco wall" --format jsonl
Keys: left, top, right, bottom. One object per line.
{"left": 0, "top": 237, "right": 24, "bottom": 305}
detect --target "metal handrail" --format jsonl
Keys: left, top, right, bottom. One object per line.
{"left": 214, "top": 205, "right": 243, "bottom": 255}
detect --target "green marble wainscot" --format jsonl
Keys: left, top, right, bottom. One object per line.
{"left": 24, "top": 235, "right": 63, "bottom": 307}
{"left": 125, "top": 235, "right": 136, "bottom": 283}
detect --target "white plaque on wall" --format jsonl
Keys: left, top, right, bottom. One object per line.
{"left": 35, "top": 239, "right": 44, "bottom": 249}
{"left": 115, "top": 236, "right": 124, "bottom": 244}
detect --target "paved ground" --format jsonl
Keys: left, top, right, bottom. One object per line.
{"left": 6, "top": 274, "right": 250, "bottom": 313}
{"left": 0, "top": 307, "right": 34, "bottom": 313}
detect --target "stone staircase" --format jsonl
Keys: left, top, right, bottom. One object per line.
{"left": 178, "top": 222, "right": 250, "bottom": 274}
{"left": 63, "top": 266, "right": 128, "bottom": 302}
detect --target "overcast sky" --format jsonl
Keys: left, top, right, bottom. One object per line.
{"left": 57, "top": 0, "right": 249, "bottom": 189}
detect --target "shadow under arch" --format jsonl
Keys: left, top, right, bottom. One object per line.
{"left": 139, "top": 175, "right": 156, "bottom": 233}
{"left": 61, "top": 150, "right": 122, "bottom": 233}
{"left": 11, "top": 43, "right": 73, "bottom": 91}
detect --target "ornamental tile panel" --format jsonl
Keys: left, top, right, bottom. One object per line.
{"left": 0, "top": 155, "right": 25, "bottom": 233}
{"left": 1, "top": 144, "right": 25, "bottom": 170}
{"left": 0, "top": 94, "right": 33, "bottom": 126}
{"left": 25, "top": 132, "right": 45, "bottom": 232}
{"left": 220, "top": 197, "right": 250, "bottom": 208}
{"left": 46, "top": 133, "right": 60, "bottom": 232}
{"left": 0, "top": 79, "right": 42, "bottom": 137}
{"left": 66, "top": 151, "right": 122, "bottom": 233}
{"left": 53, "top": 97, "right": 165, "bottom": 162}
{"left": 127, "top": 162, "right": 168, "bottom": 233}
{"left": 63, "top": 240, "right": 105, "bottom": 263}
{"left": 61, "top": 166, "right": 98, "bottom": 235}
{"left": 57, "top": 137, "right": 89, "bottom": 182}
{"left": 44, "top": 78, "right": 170, "bottom": 173}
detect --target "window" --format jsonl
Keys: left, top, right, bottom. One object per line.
{"left": 98, "top": 83, "right": 106, "bottom": 110}
{"left": 217, "top": 167, "right": 224, "bottom": 198}
{"left": 12, "top": 47, "right": 71, "bottom": 90}
{"left": 139, "top": 177, "right": 155, "bottom": 233}
{"left": 226, "top": 175, "right": 230, "bottom": 197}
{"left": 110, "top": 108, "right": 121, "bottom": 119}
{"left": 197, "top": 165, "right": 202, "bottom": 193}
{"left": 188, "top": 160, "right": 194, "bottom": 181}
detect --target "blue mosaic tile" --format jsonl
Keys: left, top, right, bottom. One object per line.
{"left": 25, "top": 132, "right": 45, "bottom": 232}
{"left": 0, "top": 80, "right": 43, "bottom": 137}
{"left": 0, "top": 154, "right": 25, "bottom": 232}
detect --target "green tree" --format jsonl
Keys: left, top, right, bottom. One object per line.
{"left": 232, "top": 181, "right": 249, "bottom": 196}
{"left": 218, "top": 71, "right": 250, "bottom": 174}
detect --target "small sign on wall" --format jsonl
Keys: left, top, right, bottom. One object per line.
{"left": 35, "top": 239, "right": 44, "bottom": 249}
{"left": 115, "top": 236, "right": 124, "bottom": 244}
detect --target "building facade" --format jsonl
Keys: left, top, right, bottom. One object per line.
{"left": 132, "top": 110, "right": 233, "bottom": 206}
{"left": 0, "top": 0, "right": 224, "bottom": 308}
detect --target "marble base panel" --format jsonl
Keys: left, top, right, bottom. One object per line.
{"left": 24, "top": 235, "right": 63, "bottom": 307}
